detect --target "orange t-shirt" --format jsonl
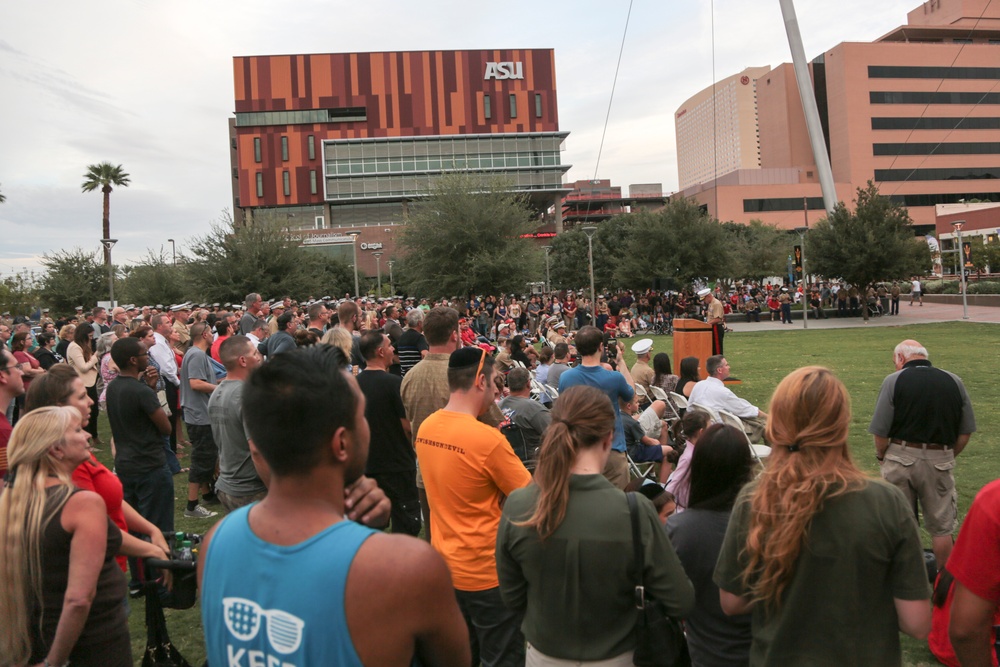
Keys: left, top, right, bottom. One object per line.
{"left": 416, "top": 409, "right": 532, "bottom": 591}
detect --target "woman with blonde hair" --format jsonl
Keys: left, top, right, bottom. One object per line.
{"left": 0, "top": 406, "right": 132, "bottom": 666}
{"left": 497, "top": 385, "right": 694, "bottom": 666}
{"left": 715, "top": 366, "right": 932, "bottom": 665}
{"left": 321, "top": 326, "right": 355, "bottom": 370}
{"left": 56, "top": 324, "right": 76, "bottom": 360}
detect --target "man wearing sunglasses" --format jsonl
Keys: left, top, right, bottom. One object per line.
{"left": 416, "top": 346, "right": 532, "bottom": 667}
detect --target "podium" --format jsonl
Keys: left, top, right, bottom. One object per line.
{"left": 673, "top": 319, "right": 714, "bottom": 380}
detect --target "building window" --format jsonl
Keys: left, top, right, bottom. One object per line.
{"left": 484, "top": 94, "right": 492, "bottom": 120}
{"left": 744, "top": 197, "right": 825, "bottom": 213}
{"left": 873, "top": 142, "right": 1000, "bottom": 156}
{"left": 872, "top": 117, "right": 1000, "bottom": 130}
{"left": 256, "top": 172, "right": 264, "bottom": 197}
{"left": 231, "top": 138, "right": 237, "bottom": 150}
{"left": 535, "top": 94, "right": 543, "bottom": 118}
{"left": 308, "top": 135, "right": 316, "bottom": 160}
{"left": 868, "top": 65, "right": 1000, "bottom": 79}
{"left": 870, "top": 91, "right": 1000, "bottom": 104}
{"left": 874, "top": 167, "right": 1000, "bottom": 181}
{"left": 310, "top": 170, "right": 318, "bottom": 195}
{"left": 509, "top": 94, "right": 517, "bottom": 119}
{"left": 283, "top": 170, "right": 291, "bottom": 196}
{"left": 232, "top": 168, "right": 238, "bottom": 179}
{"left": 254, "top": 138, "right": 261, "bottom": 163}
{"left": 281, "top": 136, "right": 289, "bottom": 161}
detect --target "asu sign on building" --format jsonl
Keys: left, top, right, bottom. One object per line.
{"left": 229, "top": 49, "right": 570, "bottom": 275}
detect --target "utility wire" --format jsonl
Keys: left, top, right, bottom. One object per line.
{"left": 592, "top": 0, "right": 635, "bottom": 181}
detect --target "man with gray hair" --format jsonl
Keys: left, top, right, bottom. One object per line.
{"left": 870, "top": 339, "right": 976, "bottom": 569}
{"left": 498, "top": 367, "right": 551, "bottom": 469}
{"left": 395, "top": 307, "right": 428, "bottom": 377}
{"left": 238, "top": 293, "right": 262, "bottom": 335}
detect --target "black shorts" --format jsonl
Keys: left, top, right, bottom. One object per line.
{"left": 186, "top": 423, "right": 218, "bottom": 484}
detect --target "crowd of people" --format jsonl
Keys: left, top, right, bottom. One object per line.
{"left": 0, "top": 287, "right": 996, "bottom": 667}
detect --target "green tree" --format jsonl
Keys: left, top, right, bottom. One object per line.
{"left": 185, "top": 211, "right": 353, "bottom": 302}
{"left": 967, "top": 238, "right": 1000, "bottom": 277}
{"left": 398, "top": 173, "right": 542, "bottom": 297}
{"left": 548, "top": 215, "right": 633, "bottom": 293}
{"left": 0, "top": 270, "right": 38, "bottom": 317}
{"left": 119, "top": 249, "right": 190, "bottom": 306}
{"left": 81, "top": 162, "right": 130, "bottom": 265}
{"left": 616, "top": 197, "right": 730, "bottom": 288}
{"left": 39, "top": 248, "right": 108, "bottom": 314}
{"left": 721, "top": 220, "right": 791, "bottom": 284}
{"left": 807, "top": 182, "right": 931, "bottom": 320}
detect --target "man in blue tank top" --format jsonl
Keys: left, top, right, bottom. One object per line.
{"left": 198, "top": 345, "right": 471, "bottom": 666}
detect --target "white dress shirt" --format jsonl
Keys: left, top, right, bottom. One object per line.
{"left": 150, "top": 332, "right": 180, "bottom": 386}
{"left": 687, "top": 376, "right": 759, "bottom": 419}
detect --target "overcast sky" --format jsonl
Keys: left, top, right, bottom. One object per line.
{"left": 0, "top": 0, "right": 917, "bottom": 275}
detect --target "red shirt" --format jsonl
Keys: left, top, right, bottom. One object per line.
{"left": 73, "top": 454, "right": 129, "bottom": 571}
{"left": 13, "top": 350, "right": 40, "bottom": 391}
{"left": 211, "top": 335, "right": 228, "bottom": 362}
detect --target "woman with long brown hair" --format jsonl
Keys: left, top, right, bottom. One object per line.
{"left": 497, "top": 385, "right": 693, "bottom": 666}
{"left": 66, "top": 322, "right": 100, "bottom": 442}
{"left": 0, "top": 407, "right": 132, "bottom": 666}
{"left": 715, "top": 366, "right": 931, "bottom": 665}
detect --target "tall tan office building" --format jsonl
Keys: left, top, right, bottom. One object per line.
{"left": 677, "top": 0, "right": 1000, "bottom": 231}
{"left": 675, "top": 66, "right": 770, "bottom": 190}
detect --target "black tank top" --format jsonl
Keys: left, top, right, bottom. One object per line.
{"left": 29, "top": 487, "right": 131, "bottom": 667}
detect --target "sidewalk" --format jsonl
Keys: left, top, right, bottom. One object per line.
{"left": 725, "top": 299, "right": 1000, "bottom": 333}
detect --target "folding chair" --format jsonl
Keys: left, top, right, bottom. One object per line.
{"left": 669, "top": 391, "right": 689, "bottom": 411}
{"left": 717, "top": 409, "right": 771, "bottom": 464}
{"left": 627, "top": 450, "right": 657, "bottom": 481}
{"left": 543, "top": 384, "right": 559, "bottom": 400}
{"left": 688, "top": 403, "right": 721, "bottom": 424}
{"left": 649, "top": 386, "right": 680, "bottom": 422}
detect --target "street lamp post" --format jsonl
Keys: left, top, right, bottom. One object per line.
{"left": 372, "top": 252, "right": 383, "bottom": 297}
{"left": 100, "top": 238, "right": 118, "bottom": 305}
{"left": 951, "top": 220, "right": 970, "bottom": 320}
{"left": 347, "top": 231, "right": 361, "bottom": 298}
{"left": 581, "top": 226, "right": 598, "bottom": 316}
{"left": 167, "top": 238, "right": 176, "bottom": 266}
{"left": 541, "top": 245, "right": 552, "bottom": 294}
{"left": 387, "top": 260, "right": 395, "bottom": 293}
{"left": 794, "top": 226, "right": 809, "bottom": 329}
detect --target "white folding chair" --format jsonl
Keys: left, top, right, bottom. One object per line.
{"left": 649, "top": 386, "right": 680, "bottom": 422}
{"left": 688, "top": 403, "right": 721, "bottom": 424}
{"left": 717, "top": 409, "right": 771, "bottom": 464}
{"left": 634, "top": 384, "right": 649, "bottom": 403}
{"left": 627, "top": 451, "right": 657, "bottom": 481}
{"left": 543, "top": 384, "right": 559, "bottom": 399}
{"left": 669, "top": 391, "right": 689, "bottom": 411}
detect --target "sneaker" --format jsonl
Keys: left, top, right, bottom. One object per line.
{"left": 184, "top": 505, "right": 218, "bottom": 519}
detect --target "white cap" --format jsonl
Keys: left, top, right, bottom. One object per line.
{"left": 697, "top": 288, "right": 711, "bottom": 299}
{"left": 631, "top": 339, "right": 653, "bottom": 355}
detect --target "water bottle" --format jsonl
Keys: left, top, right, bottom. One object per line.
{"left": 179, "top": 540, "right": 193, "bottom": 561}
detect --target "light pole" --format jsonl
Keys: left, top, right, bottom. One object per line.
{"left": 372, "top": 252, "right": 383, "bottom": 297}
{"left": 794, "top": 226, "right": 808, "bottom": 329}
{"left": 581, "top": 226, "right": 598, "bottom": 316}
{"left": 387, "top": 260, "right": 395, "bottom": 293}
{"left": 951, "top": 220, "right": 969, "bottom": 320}
{"left": 347, "top": 231, "right": 361, "bottom": 298}
{"left": 167, "top": 238, "right": 176, "bottom": 266}
{"left": 100, "top": 238, "right": 118, "bottom": 305}
{"left": 541, "top": 245, "right": 552, "bottom": 294}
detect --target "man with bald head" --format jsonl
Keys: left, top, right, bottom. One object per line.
{"left": 869, "top": 339, "right": 976, "bottom": 569}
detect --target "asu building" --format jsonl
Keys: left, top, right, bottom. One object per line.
{"left": 675, "top": 0, "right": 1000, "bottom": 237}
{"left": 229, "top": 49, "right": 570, "bottom": 274}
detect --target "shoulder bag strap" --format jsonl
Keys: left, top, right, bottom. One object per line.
{"left": 627, "top": 492, "right": 645, "bottom": 610}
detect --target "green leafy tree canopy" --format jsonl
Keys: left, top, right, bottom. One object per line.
{"left": 39, "top": 248, "right": 108, "bottom": 313}
{"left": 398, "top": 173, "right": 542, "bottom": 297}
{"left": 808, "top": 182, "right": 931, "bottom": 319}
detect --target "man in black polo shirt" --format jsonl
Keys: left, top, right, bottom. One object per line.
{"left": 869, "top": 338, "right": 976, "bottom": 569}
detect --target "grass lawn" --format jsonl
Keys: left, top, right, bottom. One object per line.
{"left": 96, "top": 321, "right": 997, "bottom": 666}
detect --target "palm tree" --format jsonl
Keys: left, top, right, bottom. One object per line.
{"left": 0, "top": 184, "right": 6, "bottom": 203}
{"left": 81, "top": 162, "right": 130, "bottom": 265}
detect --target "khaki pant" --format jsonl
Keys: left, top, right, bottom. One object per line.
{"left": 603, "top": 451, "right": 629, "bottom": 490}
{"left": 881, "top": 443, "right": 957, "bottom": 536}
